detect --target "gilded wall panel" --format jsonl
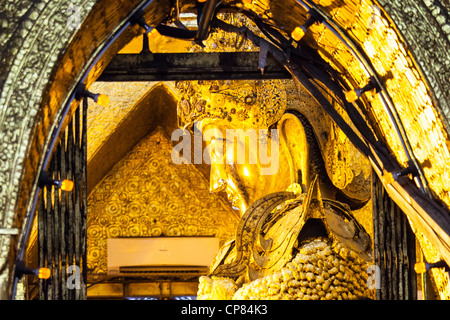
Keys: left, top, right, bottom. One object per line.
{"left": 360, "top": 2, "right": 450, "bottom": 208}
{"left": 0, "top": 0, "right": 449, "bottom": 300}
{"left": 87, "top": 127, "right": 239, "bottom": 274}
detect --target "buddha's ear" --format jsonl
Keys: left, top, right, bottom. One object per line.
{"left": 278, "top": 111, "right": 371, "bottom": 209}
{"left": 276, "top": 113, "right": 310, "bottom": 187}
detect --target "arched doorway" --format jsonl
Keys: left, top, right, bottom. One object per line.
{"left": 1, "top": 0, "right": 449, "bottom": 300}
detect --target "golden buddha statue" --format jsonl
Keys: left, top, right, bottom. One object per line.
{"left": 175, "top": 79, "right": 375, "bottom": 300}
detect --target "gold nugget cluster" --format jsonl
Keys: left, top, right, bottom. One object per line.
{"left": 198, "top": 239, "right": 374, "bottom": 300}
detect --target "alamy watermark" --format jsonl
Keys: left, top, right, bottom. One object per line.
{"left": 171, "top": 127, "right": 280, "bottom": 175}
{"left": 66, "top": 265, "right": 81, "bottom": 290}
{"left": 366, "top": 264, "right": 381, "bottom": 290}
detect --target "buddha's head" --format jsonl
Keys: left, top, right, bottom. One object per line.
{"left": 176, "top": 79, "right": 312, "bottom": 214}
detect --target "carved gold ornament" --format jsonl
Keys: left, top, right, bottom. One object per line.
{"left": 209, "top": 176, "right": 372, "bottom": 283}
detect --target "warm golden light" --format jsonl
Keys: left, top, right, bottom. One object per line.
{"left": 60, "top": 179, "right": 74, "bottom": 192}
{"left": 345, "top": 89, "right": 360, "bottom": 103}
{"left": 381, "top": 171, "right": 395, "bottom": 185}
{"left": 227, "top": 178, "right": 237, "bottom": 191}
{"left": 243, "top": 166, "right": 250, "bottom": 177}
{"left": 414, "top": 262, "right": 427, "bottom": 274}
{"left": 211, "top": 177, "right": 227, "bottom": 193}
{"left": 118, "top": 35, "right": 143, "bottom": 54}
{"left": 291, "top": 26, "right": 306, "bottom": 42}
{"left": 286, "top": 183, "right": 303, "bottom": 195}
{"left": 38, "top": 267, "right": 51, "bottom": 279}
{"left": 96, "top": 94, "right": 110, "bottom": 106}
{"left": 318, "top": 0, "right": 334, "bottom": 6}
{"left": 226, "top": 146, "right": 235, "bottom": 164}
{"left": 149, "top": 28, "right": 160, "bottom": 40}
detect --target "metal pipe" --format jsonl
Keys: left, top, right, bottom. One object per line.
{"left": 295, "top": 0, "right": 430, "bottom": 196}
{"left": 196, "top": 0, "right": 219, "bottom": 41}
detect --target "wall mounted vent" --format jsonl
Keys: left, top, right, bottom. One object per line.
{"left": 107, "top": 237, "right": 220, "bottom": 277}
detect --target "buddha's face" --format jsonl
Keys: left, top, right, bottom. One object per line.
{"left": 202, "top": 121, "right": 292, "bottom": 215}
{"left": 176, "top": 79, "right": 294, "bottom": 214}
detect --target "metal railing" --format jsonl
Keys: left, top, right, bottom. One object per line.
{"left": 37, "top": 98, "right": 88, "bottom": 300}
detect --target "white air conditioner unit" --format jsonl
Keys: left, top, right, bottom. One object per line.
{"left": 107, "top": 237, "right": 220, "bottom": 277}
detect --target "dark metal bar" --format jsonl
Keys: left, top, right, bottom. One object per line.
{"left": 38, "top": 195, "right": 45, "bottom": 300}
{"left": 67, "top": 121, "right": 74, "bottom": 300}
{"left": 373, "top": 174, "right": 386, "bottom": 300}
{"left": 372, "top": 174, "right": 380, "bottom": 300}
{"left": 383, "top": 185, "right": 390, "bottom": 300}
{"left": 45, "top": 165, "right": 53, "bottom": 299}
{"left": 81, "top": 97, "right": 88, "bottom": 300}
{"left": 60, "top": 131, "right": 68, "bottom": 301}
{"left": 406, "top": 216, "right": 417, "bottom": 299}
{"left": 397, "top": 204, "right": 404, "bottom": 299}
{"left": 74, "top": 107, "right": 81, "bottom": 301}
{"left": 37, "top": 106, "right": 88, "bottom": 299}
{"left": 390, "top": 196, "right": 398, "bottom": 300}
{"left": 98, "top": 52, "right": 291, "bottom": 81}
{"left": 403, "top": 213, "right": 409, "bottom": 299}
{"left": 387, "top": 184, "right": 395, "bottom": 299}
{"left": 52, "top": 152, "right": 60, "bottom": 300}
{"left": 196, "top": 0, "right": 219, "bottom": 41}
